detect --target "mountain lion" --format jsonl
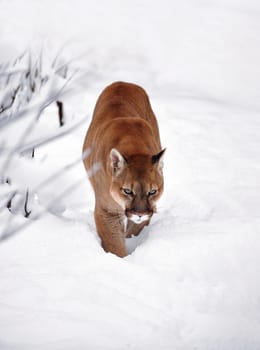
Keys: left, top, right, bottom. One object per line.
{"left": 82, "top": 82, "right": 165, "bottom": 257}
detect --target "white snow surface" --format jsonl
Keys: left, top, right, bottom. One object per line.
{"left": 1, "top": 1, "right": 260, "bottom": 349}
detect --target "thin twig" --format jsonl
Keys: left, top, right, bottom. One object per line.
{"left": 0, "top": 85, "right": 21, "bottom": 114}
{"left": 56, "top": 100, "right": 64, "bottom": 127}
{"left": 6, "top": 191, "right": 17, "bottom": 212}
{"left": 24, "top": 189, "right": 31, "bottom": 218}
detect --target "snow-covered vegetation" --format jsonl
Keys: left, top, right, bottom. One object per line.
{"left": 0, "top": 0, "right": 260, "bottom": 349}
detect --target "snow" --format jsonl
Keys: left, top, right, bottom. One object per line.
{"left": 1, "top": 0, "right": 260, "bottom": 349}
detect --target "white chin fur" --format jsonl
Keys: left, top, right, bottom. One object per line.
{"left": 129, "top": 214, "right": 150, "bottom": 224}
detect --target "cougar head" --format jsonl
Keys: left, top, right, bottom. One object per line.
{"left": 109, "top": 148, "right": 165, "bottom": 224}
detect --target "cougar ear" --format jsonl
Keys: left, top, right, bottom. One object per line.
{"left": 152, "top": 148, "right": 166, "bottom": 173}
{"left": 110, "top": 148, "right": 126, "bottom": 176}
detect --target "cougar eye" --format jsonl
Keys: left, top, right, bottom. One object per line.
{"left": 122, "top": 188, "right": 134, "bottom": 196}
{"left": 148, "top": 189, "right": 157, "bottom": 196}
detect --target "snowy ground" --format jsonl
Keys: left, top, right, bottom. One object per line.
{"left": 1, "top": 1, "right": 260, "bottom": 349}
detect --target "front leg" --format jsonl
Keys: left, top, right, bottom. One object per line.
{"left": 94, "top": 206, "right": 127, "bottom": 257}
{"left": 126, "top": 220, "right": 150, "bottom": 238}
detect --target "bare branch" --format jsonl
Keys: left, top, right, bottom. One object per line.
{"left": 24, "top": 189, "right": 31, "bottom": 218}
{"left": 0, "top": 85, "right": 21, "bottom": 114}
{"left": 6, "top": 191, "right": 17, "bottom": 212}
{"left": 56, "top": 100, "right": 64, "bottom": 127}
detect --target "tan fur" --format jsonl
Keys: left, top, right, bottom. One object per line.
{"left": 82, "top": 82, "right": 164, "bottom": 257}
